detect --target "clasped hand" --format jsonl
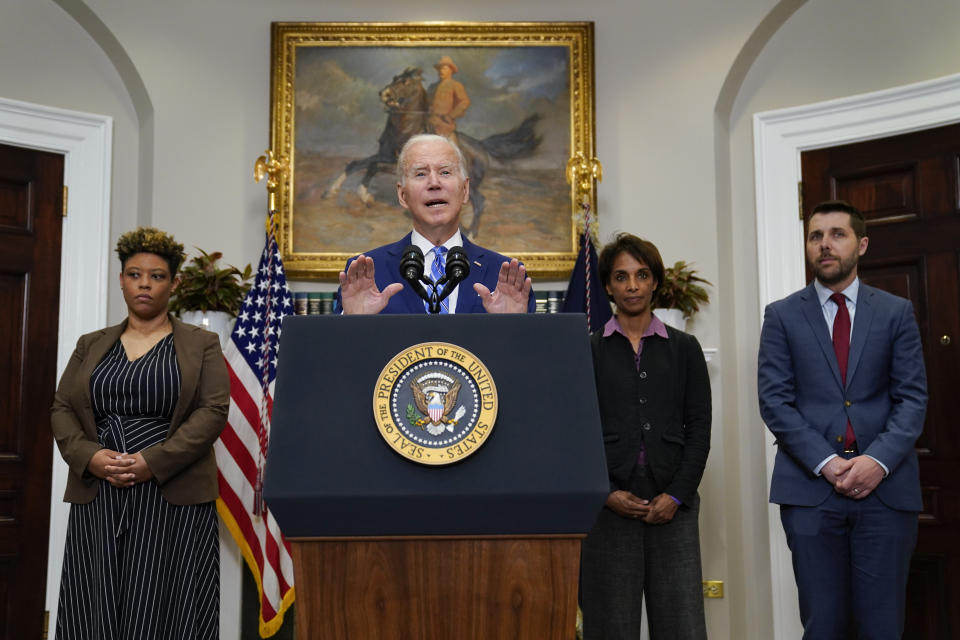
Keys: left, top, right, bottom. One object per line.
{"left": 822, "top": 455, "right": 883, "bottom": 499}
{"left": 339, "top": 254, "right": 531, "bottom": 314}
{"left": 606, "top": 490, "right": 678, "bottom": 524}
{"left": 88, "top": 448, "right": 153, "bottom": 488}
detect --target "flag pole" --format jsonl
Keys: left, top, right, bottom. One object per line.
{"left": 566, "top": 152, "right": 603, "bottom": 327}
{"left": 254, "top": 149, "right": 288, "bottom": 233}
{"left": 251, "top": 149, "right": 288, "bottom": 516}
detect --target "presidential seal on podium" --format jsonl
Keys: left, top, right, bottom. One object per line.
{"left": 373, "top": 342, "right": 498, "bottom": 465}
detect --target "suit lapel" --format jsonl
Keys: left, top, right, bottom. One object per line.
{"left": 388, "top": 233, "right": 428, "bottom": 313}
{"left": 83, "top": 323, "right": 126, "bottom": 376}
{"left": 170, "top": 317, "right": 200, "bottom": 430}
{"left": 846, "top": 285, "right": 875, "bottom": 386}
{"left": 799, "top": 283, "right": 845, "bottom": 389}
{"left": 456, "top": 236, "right": 486, "bottom": 314}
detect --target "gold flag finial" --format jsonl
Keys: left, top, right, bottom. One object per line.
{"left": 566, "top": 152, "right": 603, "bottom": 238}
{"left": 254, "top": 150, "right": 289, "bottom": 232}
{"left": 566, "top": 152, "right": 603, "bottom": 196}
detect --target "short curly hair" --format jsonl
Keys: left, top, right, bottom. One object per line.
{"left": 115, "top": 227, "right": 186, "bottom": 274}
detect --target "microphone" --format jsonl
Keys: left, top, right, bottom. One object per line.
{"left": 436, "top": 246, "right": 471, "bottom": 304}
{"left": 445, "top": 246, "right": 470, "bottom": 283}
{"left": 400, "top": 244, "right": 424, "bottom": 282}
{"left": 399, "top": 245, "right": 430, "bottom": 303}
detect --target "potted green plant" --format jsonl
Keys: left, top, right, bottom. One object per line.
{"left": 653, "top": 260, "right": 712, "bottom": 330}
{"left": 169, "top": 248, "right": 253, "bottom": 346}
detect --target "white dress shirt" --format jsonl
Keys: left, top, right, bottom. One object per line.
{"left": 812, "top": 277, "right": 889, "bottom": 476}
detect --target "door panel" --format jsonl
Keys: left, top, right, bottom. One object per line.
{"left": 0, "top": 275, "right": 27, "bottom": 454}
{"left": 0, "top": 142, "right": 64, "bottom": 639}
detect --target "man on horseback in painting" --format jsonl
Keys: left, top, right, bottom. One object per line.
{"left": 334, "top": 134, "right": 535, "bottom": 315}
{"left": 323, "top": 63, "right": 541, "bottom": 237}
{"left": 428, "top": 55, "right": 470, "bottom": 146}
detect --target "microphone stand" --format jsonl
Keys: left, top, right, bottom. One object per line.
{"left": 427, "top": 276, "right": 450, "bottom": 314}
{"left": 401, "top": 245, "right": 470, "bottom": 314}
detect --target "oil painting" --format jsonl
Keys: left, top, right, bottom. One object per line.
{"left": 270, "top": 22, "right": 595, "bottom": 278}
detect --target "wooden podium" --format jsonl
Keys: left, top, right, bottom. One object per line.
{"left": 266, "top": 314, "right": 608, "bottom": 640}
{"left": 290, "top": 537, "right": 580, "bottom": 639}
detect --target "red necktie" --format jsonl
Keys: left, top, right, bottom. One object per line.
{"left": 830, "top": 292, "right": 856, "bottom": 449}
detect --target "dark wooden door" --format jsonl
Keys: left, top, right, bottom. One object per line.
{"left": 0, "top": 143, "right": 64, "bottom": 639}
{"left": 802, "top": 122, "right": 960, "bottom": 639}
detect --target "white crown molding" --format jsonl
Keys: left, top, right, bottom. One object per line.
{"left": 752, "top": 72, "right": 960, "bottom": 639}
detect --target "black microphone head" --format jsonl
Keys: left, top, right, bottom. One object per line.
{"left": 399, "top": 244, "right": 425, "bottom": 282}
{"left": 445, "top": 245, "right": 470, "bottom": 282}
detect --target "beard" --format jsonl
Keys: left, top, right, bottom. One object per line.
{"left": 814, "top": 250, "right": 859, "bottom": 285}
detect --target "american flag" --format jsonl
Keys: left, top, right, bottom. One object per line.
{"left": 214, "top": 219, "right": 295, "bottom": 637}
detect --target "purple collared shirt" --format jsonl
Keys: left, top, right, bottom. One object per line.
{"left": 602, "top": 314, "right": 669, "bottom": 366}
{"left": 602, "top": 314, "right": 681, "bottom": 505}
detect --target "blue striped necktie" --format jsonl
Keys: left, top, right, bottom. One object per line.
{"left": 428, "top": 246, "right": 448, "bottom": 314}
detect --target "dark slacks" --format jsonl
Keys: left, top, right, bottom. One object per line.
{"left": 780, "top": 488, "right": 918, "bottom": 640}
{"left": 580, "top": 466, "right": 706, "bottom": 640}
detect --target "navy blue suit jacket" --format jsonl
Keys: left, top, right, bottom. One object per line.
{"left": 758, "top": 282, "right": 927, "bottom": 511}
{"left": 334, "top": 233, "right": 536, "bottom": 314}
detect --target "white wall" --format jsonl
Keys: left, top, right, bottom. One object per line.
{"left": 9, "top": 0, "right": 960, "bottom": 637}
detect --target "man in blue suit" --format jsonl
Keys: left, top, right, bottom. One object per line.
{"left": 335, "top": 134, "right": 534, "bottom": 315}
{"left": 758, "top": 200, "right": 927, "bottom": 639}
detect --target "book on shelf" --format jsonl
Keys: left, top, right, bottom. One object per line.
{"left": 296, "top": 292, "right": 335, "bottom": 315}
{"left": 294, "top": 292, "right": 308, "bottom": 315}
{"left": 534, "top": 290, "right": 566, "bottom": 314}
{"left": 547, "top": 290, "right": 564, "bottom": 314}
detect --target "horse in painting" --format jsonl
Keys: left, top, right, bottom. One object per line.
{"left": 323, "top": 66, "right": 542, "bottom": 237}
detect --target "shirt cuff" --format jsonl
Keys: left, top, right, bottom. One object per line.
{"left": 865, "top": 455, "right": 889, "bottom": 476}
{"left": 669, "top": 495, "right": 681, "bottom": 505}
{"left": 814, "top": 454, "right": 838, "bottom": 476}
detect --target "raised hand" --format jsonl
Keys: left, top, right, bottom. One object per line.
{"left": 473, "top": 259, "right": 532, "bottom": 314}
{"left": 339, "top": 255, "right": 404, "bottom": 315}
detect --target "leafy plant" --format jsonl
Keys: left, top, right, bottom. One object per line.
{"left": 654, "top": 261, "right": 712, "bottom": 319}
{"left": 169, "top": 248, "right": 253, "bottom": 317}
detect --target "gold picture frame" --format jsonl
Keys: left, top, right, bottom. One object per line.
{"left": 269, "top": 21, "right": 596, "bottom": 279}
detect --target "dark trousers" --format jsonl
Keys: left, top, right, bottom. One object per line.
{"left": 780, "top": 489, "right": 918, "bottom": 640}
{"left": 580, "top": 466, "right": 706, "bottom": 640}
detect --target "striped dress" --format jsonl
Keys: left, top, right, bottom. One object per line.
{"left": 56, "top": 335, "right": 219, "bottom": 640}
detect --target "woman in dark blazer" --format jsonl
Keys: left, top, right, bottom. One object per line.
{"left": 580, "top": 233, "right": 711, "bottom": 640}
{"left": 51, "top": 228, "right": 229, "bottom": 640}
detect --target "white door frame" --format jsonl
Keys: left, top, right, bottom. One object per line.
{"left": 0, "top": 95, "right": 112, "bottom": 624}
{"left": 753, "top": 72, "right": 960, "bottom": 639}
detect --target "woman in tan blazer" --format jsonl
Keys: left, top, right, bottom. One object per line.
{"left": 51, "top": 228, "right": 229, "bottom": 640}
